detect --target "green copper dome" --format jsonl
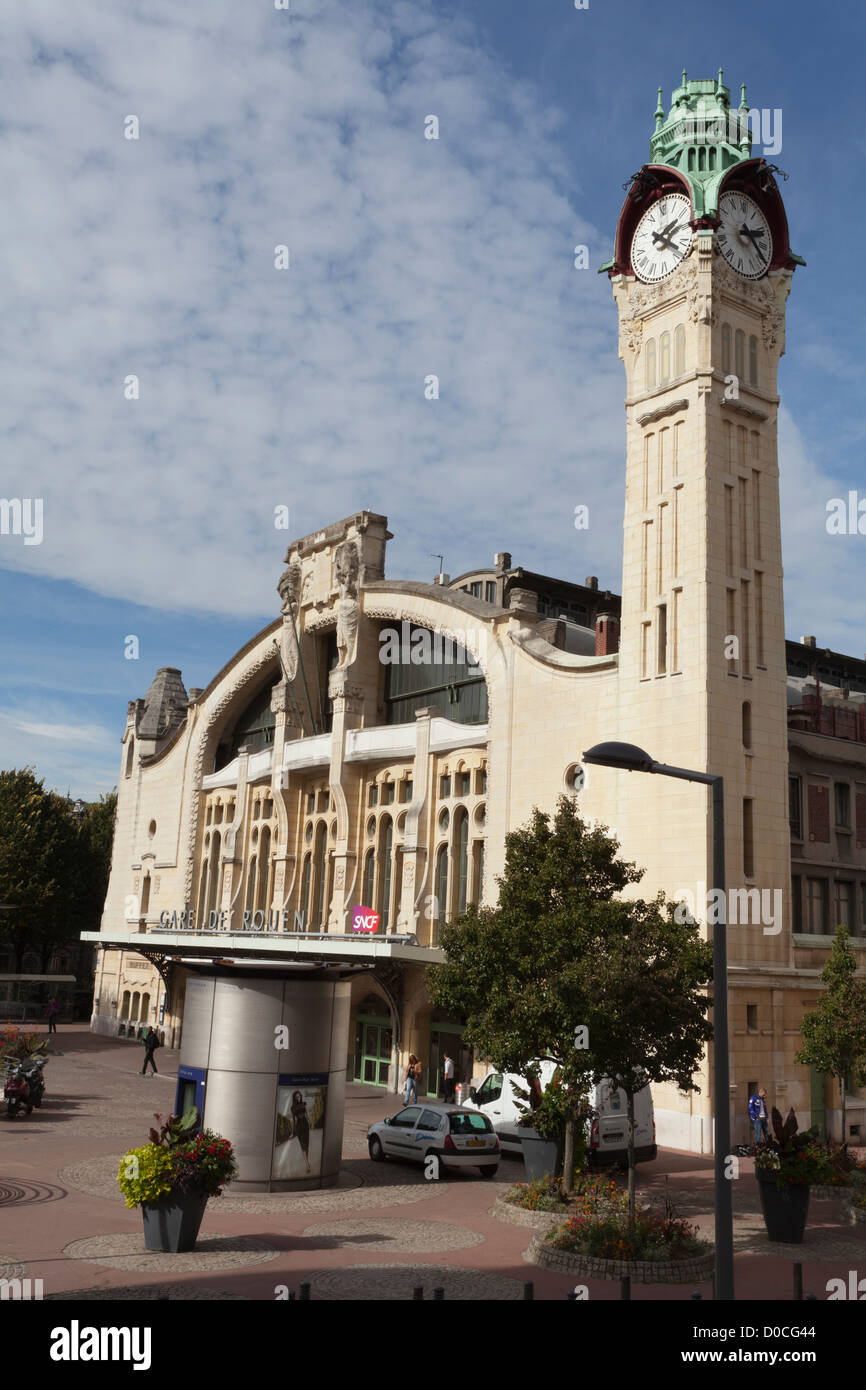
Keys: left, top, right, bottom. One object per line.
{"left": 650, "top": 69, "right": 751, "bottom": 215}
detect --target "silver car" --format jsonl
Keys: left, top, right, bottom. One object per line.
{"left": 367, "top": 1102, "right": 500, "bottom": 1178}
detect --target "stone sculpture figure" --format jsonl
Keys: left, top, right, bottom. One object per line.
{"left": 276, "top": 561, "right": 302, "bottom": 682}
{"left": 334, "top": 541, "right": 360, "bottom": 668}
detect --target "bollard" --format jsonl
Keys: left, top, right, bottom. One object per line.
{"left": 793, "top": 1262, "right": 803, "bottom": 1301}
{"left": 523, "top": 1282, "right": 534, "bottom": 1301}
{"left": 620, "top": 1276, "right": 631, "bottom": 1301}
{"left": 413, "top": 1287, "right": 424, "bottom": 1300}
{"left": 433, "top": 1287, "right": 445, "bottom": 1300}
{"left": 299, "top": 1282, "right": 311, "bottom": 1301}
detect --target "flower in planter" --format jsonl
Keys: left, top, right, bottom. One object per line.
{"left": 746, "top": 1108, "right": 832, "bottom": 1191}
{"left": 117, "top": 1109, "right": 238, "bottom": 1207}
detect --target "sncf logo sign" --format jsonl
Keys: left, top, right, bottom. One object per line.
{"left": 352, "top": 905, "right": 380, "bottom": 934}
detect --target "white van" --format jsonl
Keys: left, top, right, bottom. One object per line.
{"left": 469, "top": 1063, "right": 657, "bottom": 1167}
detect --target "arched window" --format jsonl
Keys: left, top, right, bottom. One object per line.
{"left": 363, "top": 849, "right": 375, "bottom": 908}
{"left": 131, "top": 991, "right": 140, "bottom": 1021}
{"left": 380, "top": 817, "right": 393, "bottom": 930}
{"left": 299, "top": 853, "right": 311, "bottom": 926}
{"left": 436, "top": 844, "right": 449, "bottom": 939}
{"left": 708, "top": 147, "right": 716, "bottom": 170}
{"left": 659, "top": 332, "right": 670, "bottom": 383}
{"left": 205, "top": 831, "right": 221, "bottom": 924}
{"left": 721, "top": 323, "right": 731, "bottom": 375}
{"left": 140, "top": 874, "right": 151, "bottom": 917}
{"left": 258, "top": 825, "right": 271, "bottom": 914}
{"left": 698, "top": 146, "right": 706, "bottom": 171}
{"left": 125, "top": 738, "right": 135, "bottom": 778}
{"left": 472, "top": 840, "right": 485, "bottom": 906}
{"left": 688, "top": 147, "right": 696, "bottom": 172}
{"left": 646, "top": 339, "right": 656, "bottom": 390}
{"left": 455, "top": 808, "right": 469, "bottom": 916}
{"left": 313, "top": 824, "right": 328, "bottom": 929}
{"left": 674, "top": 324, "right": 686, "bottom": 378}
{"left": 120, "top": 990, "right": 130, "bottom": 1020}
{"left": 140, "top": 992, "right": 151, "bottom": 1022}
{"left": 748, "top": 335, "right": 758, "bottom": 387}
{"left": 734, "top": 329, "right": 745, "bottom": 380}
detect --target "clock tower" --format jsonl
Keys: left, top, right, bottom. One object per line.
{"left": 601, "top": 72, "right": 804, "bottom": 1147}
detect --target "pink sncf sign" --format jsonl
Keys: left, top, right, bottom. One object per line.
{"left": 352, "top": 905, "right": 380, "bottom": 933}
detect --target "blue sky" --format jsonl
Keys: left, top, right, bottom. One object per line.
{"left": 1, "top": 0, "right": 864, "bottom": 797}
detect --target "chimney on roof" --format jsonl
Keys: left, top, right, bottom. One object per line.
{"left": 595, "top": 613, "right": 620, "bottom": 657}
{"left": 585, "top": 576, "right": 598, "bottom": 590}
{"left": 495, "top": 552, "right": 511, "bottom": 571}
{"left": 801, "top": 636, "right": 817, "bottom": 648}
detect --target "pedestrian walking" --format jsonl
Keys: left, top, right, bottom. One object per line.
{"left": 443, "top": 1049, "right": 455, "bottom": 1104}
{"left": 748, "top": 1086, "right": 770, "bottom": 1144}
{"left": 141, "top": 1026, "right": 160, "bottom": 1076}
{"left": 403, "top": 1054, "right": 420, "bottom": 1105}
{"left": 46, "top": 997, "right": 59, "bottom": 1035}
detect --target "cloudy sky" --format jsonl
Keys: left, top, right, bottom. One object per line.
{"left": 1, "top": 0, "right": 864, "bottom": 796}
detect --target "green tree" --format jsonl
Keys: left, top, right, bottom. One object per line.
{"left": 428, "top": 796, "right": 644, "bottom": 1192}
{"left": 579, "top": 895, "right": 713, "bottom": 1222}
{"left": 795, "top": 925, "right": 866, "bottom": 1144}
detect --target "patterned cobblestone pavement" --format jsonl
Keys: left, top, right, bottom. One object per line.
{"left": 285, "top": 1262, "right": 528, "bottom": 1300}
{"left": 300, "top": 1218, "right": 486, "bottom": 1252}
{"left": 61, "top": 1232, "right": 281, "bottom": 1273}
{"left": 47, "top": 1285, "right": 248, "bottom": 1300}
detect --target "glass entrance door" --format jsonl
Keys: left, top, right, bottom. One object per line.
{"left": 354, "top": 1015, "right": 392, "bottom": 1086}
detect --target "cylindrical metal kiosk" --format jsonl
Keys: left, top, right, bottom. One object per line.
{"left": 175, "top": 961, "right": 360, "bottom": 1191}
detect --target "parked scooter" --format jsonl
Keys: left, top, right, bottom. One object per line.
{"left": 4, "top": 1056, "right": 46, "bottom": 1118}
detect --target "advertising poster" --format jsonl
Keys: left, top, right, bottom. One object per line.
{"left": 272, "top": 1072, "right": 328, "bottom": 1180}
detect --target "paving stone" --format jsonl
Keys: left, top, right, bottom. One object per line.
{"left": 288, "top": 1262, "right": 527, "bottom": 1300}
{"left": 61, "top": 1232, "right": 280, "bottom": 1274}
{"left": 47, "top": 1285, "right": 248, "bottom": 1300}
{"left": 300, "top": 1218, "right": 485, "bottom": 1252}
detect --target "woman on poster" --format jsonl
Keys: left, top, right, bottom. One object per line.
{"left": 291, "top": 1090, "right": 312, "bottom": 1173}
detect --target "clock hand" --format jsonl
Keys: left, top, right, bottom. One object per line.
{"left": 739, "top": 224, "right": 768, "bottom": 262}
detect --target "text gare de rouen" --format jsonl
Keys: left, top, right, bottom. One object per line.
{"left": 157, "top": 908, "right": 307, "bottom": 932}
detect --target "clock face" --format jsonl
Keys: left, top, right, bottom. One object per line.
{"left": 631, "top": 194, "right": 692, "bottom": 283}
{"left": 717, "top": 192, "right": 772, "bottom": 279}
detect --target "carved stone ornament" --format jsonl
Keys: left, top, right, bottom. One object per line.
{"left": 334, "top": 541, "right": 360, "bottom": 668}
{"left": 276, "top": 561, "right": 302, "bottom": 682}
{"left": 711, "top": 259, "right": 789, "bottom": 352}
{"left": 334, "top": 863, "right": 346, "bottom": 889}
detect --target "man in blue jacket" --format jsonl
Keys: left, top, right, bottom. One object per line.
{"left": 748, "top": 1088, "right": 770, "bottom": 1144}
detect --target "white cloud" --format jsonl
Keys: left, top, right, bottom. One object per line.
{"left": 0, "top": 707, "right": 117, "bottom": 798}
{"left": 0, "top": 0, "right": 622, "bottom": 617}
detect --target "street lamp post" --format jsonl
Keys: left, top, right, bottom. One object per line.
{"left": 582, "top": 741, "right": 733, "bottom": 1302}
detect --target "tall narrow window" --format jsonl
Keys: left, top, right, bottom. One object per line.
{"left": 246, "top": 831, "right": 258, "bottom": 913}
{"left": 473, "top": 840, "right": 485, "bottom": 906}
{"left": 791, "top": 875, "right": 802, "bottom": 933}
{"left": 641, "top": 622, "right": 651, "bottom": 679}
{"left": 659, "top": 332, "right": 670, "bottom": 383}
{"left": 742, "top": 700, "right": 752, "bottom": 749}
{"left": 658, "top": 428, "right": 667, "bottom": 494}
{"left": 748, "top": 335, "right": 758, "bottom": 387}
{"left": 725, "top": 486, "right": 734, "bottom": 575}
{"left": 641, "top": 521, "right": 651, "bottom": 609}
{"left": 435, "top": 845, "right": 449, "bottom": 939}
{"left": 722, "top": 417, "right": 733, "bottom": 473}
{"left": 789, "top": 777, "right": 802, "bottom": 839}
{"left": 455, "top": 809, "right": 469, "bottom": 915}
{"left": 205, "top": 832, "right": 221, "bottom": 923}
{"left": 740, "top": 579, "right": 751, "bottom": 674}
{"left": 140, "top": 875, "right": 151, "bottom": 918}
{"left": 754, "top": 570, "right": 764, "bottom": 666}
{"left": 752, "top": 470, "right": 762, "bottom": 561}
{"left": 646, "top": 339, "right": 656, "bottom": 391}
{"left": 643, "top": 433, "right": 653, "bottom": 506}
{"left": 739, "top": 476, "right": 748, "bottom": 567}
{"left": 363, "top": 849, "right": 375, "bottom": 907}
{"left": 807, "top": 878, "right": 828, "bottom": 934}
{"left": 380, "top": 817, "right": 393, "bottom": 930}
{"left": 314, "top": 824, "right": 327, "bottom": 928}
{"left": 673, "top": 420, "right": 682, "bottom": 477}
{"left": 734, "top": 329, "right": 745, "bottom": 380}
{"left": 671, "top": 588, "right": 680, "bottom": 672}
{"left": 672, "top": 489, "right": 679, "bottom": 577}
{"left": 657, "top": 504, "right": 665, "bottom": 594}
{"left": 835, "top": 880, "right": 852, "bottom": 928}
{"left": 743, "top": 799, "right": 754, "bottom": 878}
{"left": 299, "top": 853, "right": 311, "bottom": 926}
{"left": 125, "top": 738, "right": 135, "bottom": 777}
{"left": 674, "top": 324, "right": 686, "bottom": 378}
{"left": 721, "top": 323, "right": 731, "bottom": 375}
{"left": 726, "top": 589, "right": 738, "bottom": 675}
{"left": 835, "top": 783, "right": 851, "bottom": 829}
{"left": 197, "top": 838, "right": 211, "bottom": 926}
{"left": 657, "top": 603, "right": 667, "bottom": 675}
{"left": 258, "top": 825, "right": 272, "bottom": 913}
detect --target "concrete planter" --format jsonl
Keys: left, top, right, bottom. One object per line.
{"left": 526, "top": 1233, "right": 714, "bottom": 1285}
{"left": 141, "top": 1191, "right": 209, "bottom": 1253}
